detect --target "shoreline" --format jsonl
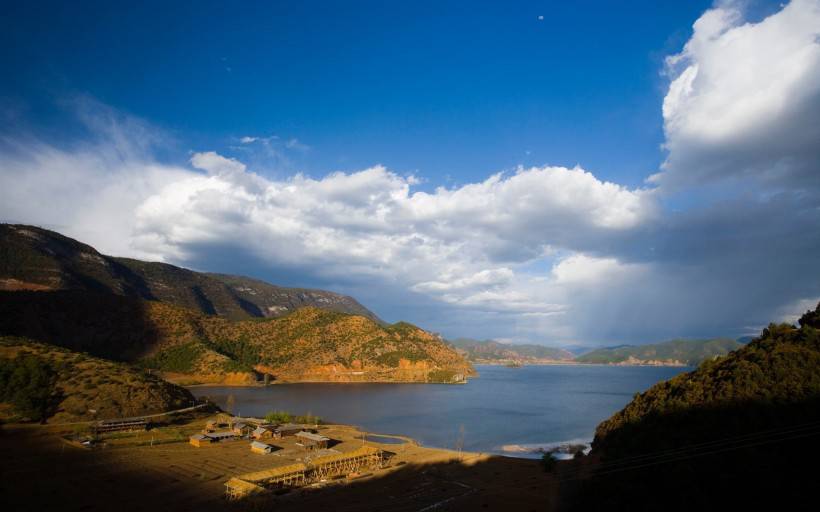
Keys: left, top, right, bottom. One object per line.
{"left": 471, "top": 361, "right": 691, "bottom": 368}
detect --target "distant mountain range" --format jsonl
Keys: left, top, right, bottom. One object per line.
{"left": 0, "top": 224, "right": 379, "bottom": 322}
{"left": 449, "top": 337, "right": 745, "bottom": 367}
{"left": 448, "top": 338, "right": 575, "bottom": 363}
{"left": 0, "top": 225, "right": 473, "bottom": 387}
{"left": 574, "top": 338, "right": 745, "bottom": 366}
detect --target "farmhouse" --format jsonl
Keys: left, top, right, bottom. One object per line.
{"left": 250, "top": 441, "right": 276, "bottom": 454}
{"left": 208, "top": 431, "right": 240, "bottom": 442}
{"left": 295, "top": 431, "right": 330, "bottom": 450}
{"left": 275, "top": 423, "right": 304, "bottom": 437}
{"left": 251, "top": 425, "right": 276, "bottom": 440}
{"left": 189, "top": 434, "right": 213, "bottom": 447}
{"left": 232, "top": 422, "right": 253, "bottom": 436}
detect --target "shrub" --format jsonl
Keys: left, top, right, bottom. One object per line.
{"left": 0, "top": 354, "right": 59, "bottom": 422}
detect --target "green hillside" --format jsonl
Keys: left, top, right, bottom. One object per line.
{"left": 574, "top": 338, "right": 743, "bottom": 366}
{"left": 0, "top": 290, "right": 474, "bottom": 384}
{"left": 0, "top": 336, "right": 195, "bottom": 423}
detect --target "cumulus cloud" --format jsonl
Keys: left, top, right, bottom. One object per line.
{"left": 129, "top": 155, "right": 655, "bottom": 321}
{"left": 653, "top": 0, "right": 820, "bottom": 188}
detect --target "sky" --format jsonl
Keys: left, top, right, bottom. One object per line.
{"left": 1, "top": 0, "right": 819, "bottom": 346}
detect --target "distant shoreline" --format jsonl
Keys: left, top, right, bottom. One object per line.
{"left": 471, "top": 361, "right": 691, "bottom": 368}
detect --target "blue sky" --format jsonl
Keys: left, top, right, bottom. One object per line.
{"left": 2, "top": 0, "right": 819, "bottom": 346}
{"left": 4, "top": 1, "right": 716, "bottom": 186}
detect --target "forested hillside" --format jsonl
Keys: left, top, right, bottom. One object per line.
{"left": 0, "top": 291, "right": 474, "bottom": 384}
{"left": 572, "top": 303, "right": 820, "bottom": 510}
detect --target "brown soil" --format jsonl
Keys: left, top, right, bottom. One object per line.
{"left": 0, "top": 417, "right": 557, "bottom": 511}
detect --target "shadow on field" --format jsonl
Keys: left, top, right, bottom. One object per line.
{"left": 567, "top": 398, "right": 820, "bottom": 512}
{"left": 0, "top": 426, "right": 556, "bottom": 512}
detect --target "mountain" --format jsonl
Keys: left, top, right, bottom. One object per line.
{"left": 0, "top": 224, "right": 379, "bottom": 322}
{"left": 0, "top": 290, "right": 474, "bottom": 384}
{"left": 448, "top": 338, "right": 574, "bottom": 363}
{"left": 573, "top": 338, "right": 743, "bottom": 366}
{"left": 0, "top": 336, "right": 195, "bottom": 423}
{"left": 573, "top": 303, "right": 820, "bottom": 510}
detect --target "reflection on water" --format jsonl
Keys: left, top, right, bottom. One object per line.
{"left": 192, "top": 364, "right": 688, "bottom": 458}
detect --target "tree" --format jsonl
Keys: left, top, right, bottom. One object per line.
{"left": 541, "top": 453, "right": 557, "bottom": 472}
{"left": 0, "top": 354, "right": 59, "bottom": 422}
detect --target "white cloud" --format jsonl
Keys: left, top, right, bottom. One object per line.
{"left": 0, "top": 103, "right": 657, "bottom": 338}
{"left": 653, "top": 0, "right": 820, "bottom": 187}
{"left": 551, "top": 254, "right": 627, "bottom": 284}
{"left": 191, "top": 151, "right": 247, "bottom": 175}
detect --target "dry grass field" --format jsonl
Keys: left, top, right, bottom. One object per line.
{"left": 0, "top": 415, "right": 556, "bottom": 511}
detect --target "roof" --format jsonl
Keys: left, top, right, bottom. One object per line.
{"left": 209, "top": 431, "right": 238, "bottom": 439}
{"left": 296, "top": 431, "right": 330, "bottom": 442}
{"left": 252, "top": 427, "right": 269, "bottom": 435}
{"left": 239, "top": 462, "right": 308, "bottom": 482}
{"left": 310, "top": 445, "right": 381, "bottom": 467}
{"left": 98, "top": 417, "right": 147, "bottom": 425}
{"left": 190, "top": 434, "right": 210, "bottom": 441}
{"left": 251, "top": 441, "right": 272, "bottom": 450}
{"left": 225, "top": 478, "right": 263, "bottom": 494}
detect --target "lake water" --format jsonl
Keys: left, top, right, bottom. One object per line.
{"left": 191, "top": 364, "right": 689, "bottom": 458}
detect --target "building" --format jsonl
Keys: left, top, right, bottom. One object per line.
{"left": 208, "top": 431, "right": 240, "bottom": 442}
{"left": 225, "top": 478, "right": 264, "bottom": 500}
{"left": 189, "top": 434, "right": 213, "bottom": 447}
{"left": 295, "top": 431, "right": 330, "bottom": 450}
{"left": 92, "top": 417, "right": 148, "bottom": 434}
{"left": 275, "top": 423, "right": 304, "bottom": 437}
{"left": 232, "top": 422, "right": 253, "bottom": 436}
{"left": 251, "top": 425, "right": 276, "bottom": 440}
{"left": 250, "top": 441, "right": 276, "bottom": 454}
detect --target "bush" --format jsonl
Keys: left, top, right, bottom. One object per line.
{"left": 541, "top": 453, "right": 557, "bottom": 473}
{"left": 0, "top": 354, "right": 59, "bottom": 422}
{"left": 265, "top": 410, "right": 292, "bottom": 424}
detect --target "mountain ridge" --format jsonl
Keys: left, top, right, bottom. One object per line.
{"left": 0, "top": 290, "right": 474, "bottom": 384}
{"left": 574, "top": 338, "right": 744, "bottom": 366}
{"left": 0, "top": 223, "right": 380, "bottom": 322}
{"left": 448, "top": 338, "right": 575, "bottom": 363}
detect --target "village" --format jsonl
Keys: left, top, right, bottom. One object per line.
{"left": 1, "top": 407, "right": 553, "bottom": 511}
{"left": 186, "top": 412, "right": 386, "bottom": 500}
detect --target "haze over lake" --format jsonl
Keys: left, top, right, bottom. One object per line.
{"left": 194, "top": 364, "right": 689, "bottom": 457}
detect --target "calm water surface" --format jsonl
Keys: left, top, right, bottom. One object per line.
{"left": 192, "top": 364, "right": 688, "bottom": 457}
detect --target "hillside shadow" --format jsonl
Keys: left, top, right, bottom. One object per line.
{"left": 0, "top": 290, "right": 161, "bottom": 361}
{"left": 568, "top": 397, "right": 820, "bottom": 511}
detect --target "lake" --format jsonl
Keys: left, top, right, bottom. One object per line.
{"left": 191, "top": 364, "right": 689, "bottom": 458}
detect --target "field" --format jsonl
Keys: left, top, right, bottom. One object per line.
{"left": 0, "top": 415, "right": 556, "bottom": 511}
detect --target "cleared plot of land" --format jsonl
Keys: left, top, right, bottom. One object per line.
{"left": 0, "top": 418, "right": 554, "bottom": 511}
